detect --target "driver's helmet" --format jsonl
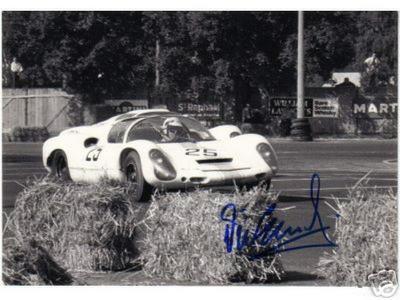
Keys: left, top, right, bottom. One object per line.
{"left": 162, "top": 117, "right": 184, "bottom": 135}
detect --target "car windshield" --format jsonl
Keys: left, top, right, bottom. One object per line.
{"left": 126, "top": 115, "right": 215, "bottom": 143}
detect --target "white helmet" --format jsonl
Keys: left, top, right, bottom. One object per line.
{"left": 163, "top": 117, "right": 183, "bottom": 129}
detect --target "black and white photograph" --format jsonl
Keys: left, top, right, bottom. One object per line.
{"left": 0, "top": 5, "right": 398, "bottom": 297}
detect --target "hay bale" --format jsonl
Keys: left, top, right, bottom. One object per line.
{"left": 7, "top": 177, "right": 142, "bottom": 273}
{"left": 317, "top": 186, "right": 397, "bottom": 286}
{"left": 2, "top": 240, "right": 73, "bottom": 285}
{"left": 141, "top": 188, "right": 284, "bottom": 284}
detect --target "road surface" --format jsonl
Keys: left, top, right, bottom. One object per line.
{"left": 2, "top": 139, "right": 397, "bottom": 284}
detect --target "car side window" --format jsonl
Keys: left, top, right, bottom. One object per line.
{"left": 107, "top": 120, "right": 132, "bottom": 143}
{"left": 126, "top": 121, "right": 163, "bottom": 143}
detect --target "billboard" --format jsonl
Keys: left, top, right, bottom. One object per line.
{"left": 269, "top": 97, "right": 313, "bottom": 117}
{"left": 177, "top": 102, "right": 221, "bottom": 120}
{"left": 353, "top": 97, "right": 398, "bottom": 119}
{"left": 313, "top": 98, "right": 339, "bottom": 118}
{"left": 104, "top": 99, "right": 148, "bottom": 113}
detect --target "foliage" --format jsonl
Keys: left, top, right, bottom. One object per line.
{"left": 67, "top": 95, "right": 85, "bottom": 127}
{"left": 281, "top": 12, "right": 397, "bottom": 88}
{"left": 355, "top": 12, "right": 397, "bottom": 92}
{"left": 3, "top": 12, "right": 148, "bottom": 101}
{"left": 2, "top": 11, "right": 397, "bottom": 107}
{"left": 11, "top": 126, "right": 49, "bottom": 142}
{"left": 317, "top": 186, "right": 397, "bottom": 286}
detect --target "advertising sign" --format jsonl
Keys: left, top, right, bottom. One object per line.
{"left": 353, "top": 97, "right": 398, "bottom": 119}
{"left": 104, "top": 99, "right": 148, "bottom": 113}
{"left": 177, "top": 102, "right": 221, "bottom": 120}
{"left": 313, "top": 98, "right": 339, "bottom": 118}
{"left": 269, "top": 97, "right": 313, "bottom": 117}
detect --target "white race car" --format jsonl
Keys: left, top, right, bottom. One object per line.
{"left": 43, "top": 109, "right": 278, "bottom": 200}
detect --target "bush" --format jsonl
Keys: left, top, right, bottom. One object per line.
{"left": 141, "top": 188, "right": 285, "bottom": 284}
{"left": 317, "top": 186, "right": 397, "bottom": 286}
{"left": 4, "top": 177, "right": 142, "bottom": 276}
{"left": 67, "top": 96, "right": 84, "bottom": 127}
{"left": 382, "top": 119, "right": 397, "bottom": 139}
{"left": 11, "top": 126, "right": 50, "bottom": 142}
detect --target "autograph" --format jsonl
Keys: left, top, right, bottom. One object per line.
{"left": 220, "top": 173, "right": 337, "bottom": 259}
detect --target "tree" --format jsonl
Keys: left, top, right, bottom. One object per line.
{"left": 3, "top": 12, "right": 147, "bottom": 102}
{"left": 4, "top": 11, "right": 396, "bottom": 108}
{"left": 353, "top": 12, "right": 397, "bottom": 92}
{"left": 280, "top": 11, "right": 397, "bottom": 89}
{"left": 281, "top": 12, "right": 358, "bottom": 87}
{"left": 142, "top": 12, "right": 298, "bottom": 118}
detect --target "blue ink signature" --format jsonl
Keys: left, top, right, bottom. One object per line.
{"left": 220, "top": 173, "right": 337, "bottom": 259}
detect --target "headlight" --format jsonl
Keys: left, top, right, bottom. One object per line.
{"left": 256, "top": 143, "right": 278, "bottom": 174}
{"left": 149, "top": 149, "right": 177, "bottom": 180}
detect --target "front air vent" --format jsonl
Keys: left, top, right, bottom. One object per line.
{"left": 196, "top": 158, "right": 233, "bottom": 164}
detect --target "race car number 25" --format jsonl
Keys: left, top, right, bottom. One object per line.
{"left": 185, "top": 148, "right": 217, "bottom": 157}
{"left": 86, "top": 148, "right": 102, "bottom": 161}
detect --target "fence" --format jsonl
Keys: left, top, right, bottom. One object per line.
{"left": 2, "top": 88, "right": 73, "bottom": 134}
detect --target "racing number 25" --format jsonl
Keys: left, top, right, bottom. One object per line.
{"left": 185, "top": 148, "right": 217, "bottom": 157}
{"left": 86, "top": 148, "right": 102, "bottom": 161}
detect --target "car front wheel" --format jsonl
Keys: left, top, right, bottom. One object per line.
{"left": 51, "top": 150, "right": 71, "bottom": 181}
{"left": 122, "top": 151, "right": 152, "bottom": 202}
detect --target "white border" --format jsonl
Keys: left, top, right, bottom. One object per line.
{"left": 0, "top": 0, "right": 399, "bottom": 11}
{"left": 1, "top": 1, "right": 399, "bottom": 300}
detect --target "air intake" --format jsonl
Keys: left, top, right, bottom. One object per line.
{"left": 196, "top": 158, "right": 233, "bottom": 164}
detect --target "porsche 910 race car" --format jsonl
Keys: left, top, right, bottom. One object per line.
{"left": 43, "top": 109, "right": 278, "bottom": 200}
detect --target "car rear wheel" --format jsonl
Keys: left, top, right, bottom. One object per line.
{"left": 51, "top": 151, "right": 71, "bottom": 181}
{"left": 122, "top": 151, "right": 152, "bottom": 202}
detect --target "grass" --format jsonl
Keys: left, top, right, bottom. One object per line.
{"left": 317, "top": 184, "right": 397, "bottom": 286}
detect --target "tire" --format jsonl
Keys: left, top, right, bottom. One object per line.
{"left": 292, "top": 135, "right": 313, "bottom": 141}
{"left": 291, "top": 128, "right": 311, "bottom": 135}
{"left": 291, "top": 123, "right": 311, "bottom": 130}
{"left": 258, "top": 178, "right": 271, "bottom": 191}
{"left": 237, "top": 179, "right": 271, "bottom": 192}
{"left": 122, "top": 151, "right": 152, "bottom": 202}
{"left": 50, "top": 150, "right": 71, "bottom": 181}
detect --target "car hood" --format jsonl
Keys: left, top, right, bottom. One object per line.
{"left": 156, "top": 140, "right": 250, "bottom": 171}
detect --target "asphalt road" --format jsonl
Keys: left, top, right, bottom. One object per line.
{"left": 2, "top": 139, "right": 397, "bottom": 284}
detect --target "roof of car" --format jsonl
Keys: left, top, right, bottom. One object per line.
{"left": 96, "top": 109, "right": 175, "bottom": 125}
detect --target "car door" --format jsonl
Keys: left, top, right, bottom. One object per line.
{"left": 81, "top": 137, "right": 107, "bottom": 182}
{"left": 81, "top": 119, "right": 135, "bottom": 182}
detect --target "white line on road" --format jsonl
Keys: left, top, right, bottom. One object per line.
{"left": 2, "top": 180, "right": 27, "bottom": 188}
{"left": 273, "top": 177, "right": 397, "bottom": 182}
{"left": 3, "top": 166, "right": 45, "bottom": 170}
{"left": 272, "top": 185, "right": 397, "bottom": 192}
{"left": 3, "top": 172, "right": 47, "bottom": 176}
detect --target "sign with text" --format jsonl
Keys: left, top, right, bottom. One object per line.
{"left": 313, "top": 98, "right": 339, "bottom": 118}
{"left": 177, "top": 102, "right": 221, "bottom": 120}
{"left": 104, "top": 99, "right": 148, "bottom": 114}
{"left": 269, "top": 97, "right": 313, "bottom": 117}
{"left": 353, "top": 97, "right": 398, "bottom": 119}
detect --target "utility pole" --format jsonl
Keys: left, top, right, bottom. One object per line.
{"left": 291, "top": 11, "right": 313, "bottom": 141}
{"left": 155, "top": 39, "right": 160, "bottom": 88}
{"left": 297, "top": 11, "right": 304, "bottom": 119}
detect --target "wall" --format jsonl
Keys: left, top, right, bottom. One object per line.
{"left": 2, "top": 88, "right": 72, "bottom": 134}
{"left": 268, "top": 84, "right": 397, "bottom": 137}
